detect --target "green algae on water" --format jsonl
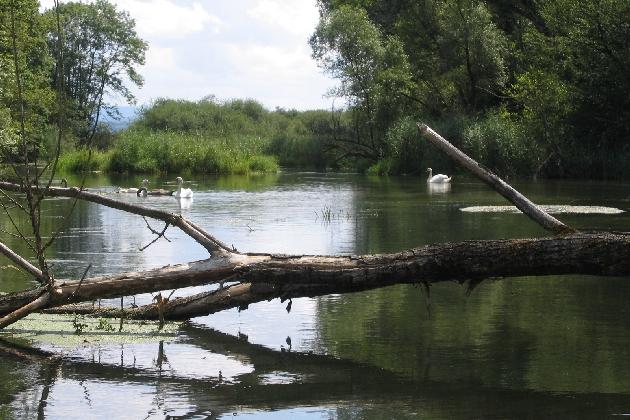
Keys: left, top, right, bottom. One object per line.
{"left": 0, "top": 313, "right": 180, "bottom": 347}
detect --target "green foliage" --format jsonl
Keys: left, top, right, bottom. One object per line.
{"left": 96, "top": 318, "right": 115, "bottom": 332}
{"left": 106, "top": 129, "right": 278, "bottom": 175}
{"left": 310, "top": 6, "right": 413, "bottom": 161}
{"left": 435, "top": 0, "right": 509, "bottom": 112}
{"left": 463, "top": 110, "right": 538, "bottom": 176}
{"left": 313, "top": 0, "right": 630, "bottom": 178}
{"left": 0, "top": 0, "right": 54, "bottom": 161}
{"left": 132, "top": 99, "right": 339, "bottom": 171}
{"left": 57, "top": 147, "right": 110, "bottom": 173}
{"left": 72, "top": 314, "right": 89, "bottom": 335}
{"left": 366, "top": 158, "right": 394, "bottom": 175}
{"left": 43, "top": 0, "right": 147, "bottom": 145}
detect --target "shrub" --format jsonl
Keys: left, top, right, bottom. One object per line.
{"left": 463, "top": 110, "right": 538, "bottom": 177}
{"left": 57, "top": 148, "right": 110, "bottom": 172}
{"left": 105, "top": 129, "right": 278, "bottom": 175}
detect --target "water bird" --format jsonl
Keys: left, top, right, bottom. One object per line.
{"left": 136, "top": 179, "right": 174, "bottom": 197}
{"left": 174, "top": 176, "right": 193, "bottom": 198}
{"left": 426, "top": 168, "right": 452, "bottom": 183}
{"left": 118, "top": 179, "right": 147, "bottom": 194}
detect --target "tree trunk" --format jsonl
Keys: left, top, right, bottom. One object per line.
{"left": 417, "top": 124, "right": 574, "bottom": 234}
{"left": 10, "top": 232, "right": 630, "bottom": 320}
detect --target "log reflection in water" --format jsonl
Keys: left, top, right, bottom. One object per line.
{"left": 1, "top": 327, "right": 628, "bottom": 418}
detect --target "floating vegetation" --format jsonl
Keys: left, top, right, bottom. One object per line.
{"left": 460, "top": 205, "right": 625, "bottom": 215}
{"left": 0, "top": 313, "right": 180, "bottom": 347}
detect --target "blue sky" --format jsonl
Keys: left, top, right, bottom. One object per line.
{"left": 41, "top": 0, "right": 338, "bottom": 110}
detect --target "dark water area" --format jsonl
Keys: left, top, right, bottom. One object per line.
{"left": 2, "top": 172, "right": 630, "bottom": 418}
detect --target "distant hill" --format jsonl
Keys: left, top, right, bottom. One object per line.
{"left": 100, "top": 106, "right": 138, "bottom": 131}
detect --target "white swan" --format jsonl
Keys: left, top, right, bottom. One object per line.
{"left": 175, "top": 176, "right": 193, "bottom": 198}
{"left": 118, "top": 179, "right": 148, "bottom": 194}
{"left": 426, "top": 168, "right": 452, "bottom": 183}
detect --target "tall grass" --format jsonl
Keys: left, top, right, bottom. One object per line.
{"left": 106, "top": 130, "right": 278, "bottom": 174}
{"left": 57, "top": 148, "right": 111, "bottom": 172}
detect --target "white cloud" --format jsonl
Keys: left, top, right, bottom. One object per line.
{"left": 219, "top": 42, "right": 334, "bottom": 109}
{"left": 40, "top": 0, "right": 222, "bottom": 37}
{"left": 41, "top": 0, "right": 336, "bottom": 110}
{"left": 113, "top": 0, "right": 222, "bottom": 38}
{"left": 248, "top": 0, "right": 319, "bottom": 36}
{"left": 224, "top": 43, "right": 316, "bottom": 78}
{"left": 144, "top": 45, "right": 176, "bottom": 70}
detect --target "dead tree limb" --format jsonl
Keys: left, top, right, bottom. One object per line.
{"left": 22, "top": 232, "right": 630, "bottom": 320}
{"left": 417, "top": 123, "right": 575, "bottom": 235}
{"left": 0, "top": 182, "right": 232, "bottom": 255}
{"left": 0, "top": 240, "right": 45, "bottom": 282}
{"left": 0, "top": 126, "right": 621, "bottom": 327}
{"left": 0, "top": 292, "right": 51, "bottom": 328}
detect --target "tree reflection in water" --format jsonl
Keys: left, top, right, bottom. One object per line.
{"left": 1, "top": 324, "right": 628, "bottom": 419}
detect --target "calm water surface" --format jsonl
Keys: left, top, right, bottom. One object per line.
{"left": 2, "top": 172, "right": 630, "bottom": 419}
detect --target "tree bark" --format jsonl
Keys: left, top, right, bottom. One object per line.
{"left": 0, "top": 240, "right": 45, "bottom": 282}
{"left": 16, "top": 232, "right": 630, "bottom": 320}
{"left": 417, "top": 124, "right": 574, "bottom": 234}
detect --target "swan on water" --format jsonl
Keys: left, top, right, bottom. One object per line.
{"left": 118, "top": 179, "right": 147, "bottom": 194}
{"left": 426, "top": 168, "right": 452, "bottom": 183}
{"left": 136, "top": 179, "right": 174, "bottom": 197}
{"left": 175, "top": 176, "right": 193, "bottom": 198}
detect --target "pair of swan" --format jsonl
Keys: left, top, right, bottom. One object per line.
{"left": 138, "top": 177, "right": 194, "bottom": 198}
{"left": 426, "top": 167, "right": 452, "bottom": 183}
{"left": 118, "top": 177, "right": 193, "bottom": 198}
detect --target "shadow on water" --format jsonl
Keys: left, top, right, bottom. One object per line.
{"left": 2, "top": 326, "right": 628, "bottom": 419}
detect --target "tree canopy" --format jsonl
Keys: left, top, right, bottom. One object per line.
{"left": 0, "top": 0, "right": 146, "bottom": 160}
{"left": 43, "top": 0, "right": 147, "bottom": 145}
{"left": 312, "top": 0, "right": 630, "bottom": 178}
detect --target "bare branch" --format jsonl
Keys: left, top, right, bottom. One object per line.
{"left": 0, "top": 189, "right": 28, "bottom": 214}
{"left": 140, "top": 218, "right": 171, "bottom": 251}
{"left": 0, "top": 240, "right": 45, "bottom": 282}
{"left": 0, "top": 182, "right": 232, "bottom": 255}
{"left": 417, "top": 124, "right": 575, "bottom": 235}
{"left": 0, "top": 197, "right": 36, "bottom": 254}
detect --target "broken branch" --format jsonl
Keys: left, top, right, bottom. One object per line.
{"left": 0, "top": 240, "right": 45, "bottom": 282}
{"left": 0, "top": 182, "right": 232, "bottom": 255}
{"left": 417, "top": 123, "right": 575, "bottom": 235}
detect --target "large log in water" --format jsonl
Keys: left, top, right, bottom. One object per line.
{"left": 8, "top": 232, "right": 630, "bottom": 320}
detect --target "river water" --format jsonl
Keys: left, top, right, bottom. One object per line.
{"left": 2, "top": 172, "right": 630, "bottom": 418}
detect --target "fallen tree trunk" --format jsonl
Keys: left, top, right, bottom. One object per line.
{"left": 19, "top": 232, "right": 630, "bottom": 320}
{"left": 0, "top": 124, "right": 621, "bottom": 326}
{"left": 417, "top": 124, "right": 574, "bottom": 235}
